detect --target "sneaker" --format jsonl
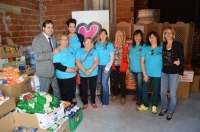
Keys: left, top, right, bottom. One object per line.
{"left": 92, "top": 104, "right": 98, "bottom": 110}
{"left": 102, "top": 105, "right": 107, "bottom": 107}
{"left": 82, "top": 105, "right": 88, "bottom": 111}
{"left": 152, "top": 106, "right": 157, "bottom": 114}
{"left": 136, "top": 104, "right": 148, "bottom": 111}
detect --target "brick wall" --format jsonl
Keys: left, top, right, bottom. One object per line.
{"left": 116, "top": 0, "right": 134, "bottom": 23}
{"left": 0, "top": 0, "right": 40, "bottom": 46}
{"left": 42, "top": 0, "right": 84, "bottom": 36}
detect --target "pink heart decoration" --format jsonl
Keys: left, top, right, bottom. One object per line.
{"left": 76, "top": 22, "right": 102, "bottom": 43}
{"left": 78, "top": 25, "right": 99, "bottom": 38}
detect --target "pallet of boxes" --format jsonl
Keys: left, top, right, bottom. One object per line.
{"left": 0, "top": 44, "right": 33, "bottom": 103}
{"left": 1, "top": 91, "right": 83, "bottom": 131}
{"left": 0, "top": 45, "right": 82, "bottom": 131}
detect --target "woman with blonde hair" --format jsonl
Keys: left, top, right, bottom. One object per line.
{"left": 159, "top": 27, "right": 184, "bottom": 120}
{"left": 111, "top": 30, "right": 130, "bottom": 104}
{"left": 53, "top": 33, "right": 78, "bottom": 104}
{"left": 95, "top": 28, "right": 114, "bottom": 107}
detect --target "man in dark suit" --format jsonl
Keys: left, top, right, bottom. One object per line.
{"left": 32, "top": 20, "right": 60, "bottom": 99}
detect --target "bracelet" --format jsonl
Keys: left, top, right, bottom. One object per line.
{"left": 89, "top": 69, "right": 92, "bottom": 72}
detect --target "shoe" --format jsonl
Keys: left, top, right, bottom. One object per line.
{"left": 136, "top": 100, "right": 142, "bottom": 105}
{"left": 120, "top": 98, "right": 126, "bottom": 105}
{"left": 152, "top": 106, "right": 157, "bottom": 114}
{"left": 111, "top": 96, "right": 117, "bottom": 102}
{"left": 166, "top": 113, "right": 173, "bottom": 120}
{"left": 72, "top": 98, "right": 77, "bottom": 105}
{"left": 92, "top": 104, "right": 98, "bottom": 110}
{"left": 102, "top": 105, "right": 107, "bottom": 107}
{"left": 158, "top": 109, "right": 168, "bottom": 116}
{"left": 82, "top": 105, "right": 88, "bottom": 110}
{"left": 136, "top": 104, "right": 148, "bottom": 111}
{"left": 132, "top": 97, "right": 138, "bottom": 101}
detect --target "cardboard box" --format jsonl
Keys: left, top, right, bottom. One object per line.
{"left": 2, "top": 60, "right": 26, "bottom": 68}
{"left": 137, "top": 9, "right": 160, "bottom": 18}
{"left": 176, "top": 82, "right": 190, "bottom": 98}
{"left": 0, "top": 45, "right": 23, "bottom": 59}
{"left": 29, "top": 75, "right": 40, "bottom": 92}
{"left": 16, "top": 106, "right": 65, "bottom": 129}
{"left": 0, "top": 112, "right": 48, "bottom": 132}
{"left": 69, "top": 108, "right": 83, "bottom": 132}
{"left": 0, "top": 78, "right": 32, "bottom": 103}
{"left": 194, "top": 66, "right": 200, "bottom": 75}
{"left": 190, "top": 75, "right": 200, "bottom": 91}
{"left": 0, "top": 97, "right": 16, "bottom": 117}
{"left": 180, "top": 70, "right": 194, "bottom": 82}
{"left": 50, "top": 117, "right": 70, "bottom": 132}
{"left": 0, "top": 59, "right": 8, "bottom": 70}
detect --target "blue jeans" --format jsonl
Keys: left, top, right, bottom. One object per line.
{"left": 161, "top": 72, "right": 179, "bottom": 113}
{"left": 97, "top": 65, "right": 112, "bottom": 105}
{"left": 131, "top": 71, "right": 143, "bottom": 101}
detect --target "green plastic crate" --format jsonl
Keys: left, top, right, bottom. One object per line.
{"left": 69, "top": 108, "right": 83, "bottom": 131}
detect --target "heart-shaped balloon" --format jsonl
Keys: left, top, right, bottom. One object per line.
{"left": 76, "top": 21, "right": 102, "bottom": 43}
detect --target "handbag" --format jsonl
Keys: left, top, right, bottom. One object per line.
{"left": 76, "top": 48, "right": 92, "bottom": 84}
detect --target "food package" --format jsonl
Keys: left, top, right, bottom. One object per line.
{"left": 125, "top": 71, "right": 136, "bottom": 90}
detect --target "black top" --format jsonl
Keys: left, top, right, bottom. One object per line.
{"left": 162, "top": 41, "right": 184, "bottom": 75}
{"left": 77, "top": 33, "right": 84, "bottom": 48}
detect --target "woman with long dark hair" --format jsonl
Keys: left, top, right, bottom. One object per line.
{"left": 137, "top": 31, "right": 163, "bottom": 114}
{"left": 128, "top": 29, "right": 146, "bottom": 105}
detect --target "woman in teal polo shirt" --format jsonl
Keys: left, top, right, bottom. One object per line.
{"left": 53, "top": 33, "right": 78, "bottom": 104}
{"left": 76, "top": 37, "right": 99, "bottom": 110}
{"left": 137, "top": 31, "right": 163, "bottom": 114}
{"left": 66, "top": 18, "right": 84, "bottom": 102}
{"left": 95, "top": 28, "right": 114, "bottom": 107}
{"left": 128, "top": 29, "right": 146, "bottom": 105}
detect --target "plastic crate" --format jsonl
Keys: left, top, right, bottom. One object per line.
{"left": 69, "top": 108, "right": 83, "bottom": 131}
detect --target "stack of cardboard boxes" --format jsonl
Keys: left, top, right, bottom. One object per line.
{"left": 136, "top": 9, "right": 160, "bottom": 24}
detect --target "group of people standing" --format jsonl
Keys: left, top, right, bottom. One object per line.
{"left": 32, "top": 19, "right": 184, "bottom": 120}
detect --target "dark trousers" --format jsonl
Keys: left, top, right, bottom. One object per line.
{"left": 142, "top": 77, "right": 161, "bottom": 107}
{"left": 112, "top": 66, "right": 126, "bottom": 98}
{"left": 57, "top": 77, "right": 76, "bottom": 104}
{"left": 81, "top": 76, "right": 97, "bottom": 105}
{"left": 79, "top": 84, "right": 82, "bottom": 97}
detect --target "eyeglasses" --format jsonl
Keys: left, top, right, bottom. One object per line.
{"left": 165, "top": 32, "right": 173, "bottom": 35}
{"left": 151, "top": 49, "right": 154, "bottom": 55}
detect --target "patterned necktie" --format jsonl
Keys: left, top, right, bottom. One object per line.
{"left": 48, "top": 37, "right": 53, "bottom": 51}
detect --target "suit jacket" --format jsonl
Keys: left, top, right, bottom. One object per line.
{"left": 32, "top": 33, "right": 56, "bottom": 78}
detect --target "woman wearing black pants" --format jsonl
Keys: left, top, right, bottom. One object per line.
{"left": 111, "top": 30, "right": 130, "bottom": 104}
{"left": 76, "top": 37, "right": 99, "bottom": 110}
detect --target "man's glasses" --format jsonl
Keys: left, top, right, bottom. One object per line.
{"left": 151, "top": 49, "right": 154, "bottom": 55}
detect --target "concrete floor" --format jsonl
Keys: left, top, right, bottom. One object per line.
{"left": 75, "top": 91, "right": 200, "bottom": 132}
